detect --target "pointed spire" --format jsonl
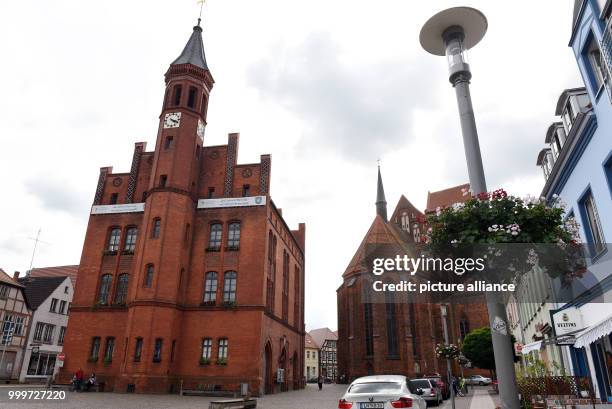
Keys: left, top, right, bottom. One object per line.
{"left": 376, "top": 164, "right": 388, "bottom": 222}
{"left": 171, "top": 23, "right": 209, "bottom": 70}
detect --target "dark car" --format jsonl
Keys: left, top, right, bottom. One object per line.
{"left": 423, "top": 375, "right": 449, "bottom": 400}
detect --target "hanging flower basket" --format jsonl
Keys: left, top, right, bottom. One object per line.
{"left": 435, "top": 343, "right": 460, "bottom": 360}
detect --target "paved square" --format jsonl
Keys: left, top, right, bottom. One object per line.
{"left": 0, "top": 384, "right": 500, "bottom": 409}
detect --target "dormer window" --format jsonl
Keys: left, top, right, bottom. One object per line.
{"left": 558, "top": 90, "right": 590, "bottom": 134}
{"left": 537, "top": 148, "right": 554, "bottom": 180}
{"left": 585, "top": 35, "right": 606, "bottom": 92}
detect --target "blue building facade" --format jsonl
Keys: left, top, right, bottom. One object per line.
{"left": 536, "top": 0, "right": 612, "bottom": 402}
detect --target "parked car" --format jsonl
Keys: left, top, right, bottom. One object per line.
{"left": 408, "top": 378, "right": 442, "bottom": 407}
{"left": 423, "top": 374, "right": 449, "bottom": 400}
{"left": 338, "top": 375, "right": 427, "bottom": 409}
{"left": 466, "top": 375, "right": 492, "bottom": 386}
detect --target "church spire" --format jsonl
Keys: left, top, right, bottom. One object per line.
{"left": 376, "top": 164, "right": 388, "bottom": 222}
{"left": 171, "top": 23, "right": 209, "bottom": 70}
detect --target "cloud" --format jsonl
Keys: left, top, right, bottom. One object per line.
{"left": 24, "top": 177, "right": 89, "bottom": 215}
{"left": 247, "top": 32, "right": 438, "bottom": 164}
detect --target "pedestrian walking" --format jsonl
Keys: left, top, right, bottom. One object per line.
{"left": 317, "top": 375, "right": 323, "bottom": 391}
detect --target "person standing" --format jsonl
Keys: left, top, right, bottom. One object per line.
{"left": 74, "top": 368, "right": 84, "bottom": 391}
{"left": 317, "top": 374, "right": 323, "bottom": 391}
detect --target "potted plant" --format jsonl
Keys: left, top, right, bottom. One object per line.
{"left": 199, "top": 357, "right": 210, "bottom": 366}
{"left": 216, "top": 358, "right": 228, "bottom": 366}
{"left": 435, "top": 343, "right": 460, "bottom": 360}
{"left": 103, "top": 357, "right": 112, "bottom": 366}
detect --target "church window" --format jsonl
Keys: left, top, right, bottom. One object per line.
{"left": 114, "top": 274, "right": 129, "bottom": 304}
{"left": 110, "top": 193, "right": 118, "bottom": 205}
{"left": 227, "top": 222, "right": 240, "bottom": 249}
{"left": 98, "top": 274, "right": 113, "bottom": 305}
{"left": 203, "top": 272, "right": 217, "bottom": 303}
{"left": 385, "top": 291, "right": 398, "bottom": 357}
{"left": 242, "top": 184, "right": 250, "bottom": 197}
{"left": 223, "top": 271, "right": 237, "bottom": 303}
{"left": 151, "top": 218, "right": 161, "bottom": 239}
{"left": 124, "top": 227, "right": 137, "bottom": 252}
{"left": 144, "top": 264, "right": 154, "bottom": 287}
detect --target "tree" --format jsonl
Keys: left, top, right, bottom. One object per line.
{"left": 462, "top": 327, "right": 495, "bottom": 372}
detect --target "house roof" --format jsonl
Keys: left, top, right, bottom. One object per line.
{"left": 425, "top": 183, "right": 470, "bottom": 213}
{"left": 0, "top": 268, "right": 23, "bottom": 288}
{"left": 17, "top": 276, "right": 68, "bottom": 311}
{"left": 309, "top": 327, "right": 338, "bottom": 347}
{"left": 28, "top": 265, "right": 78, "bottom": 287}
{"left": 390, "top": 195, "right": 424, "bottom": 223}
{"left": 305, "top": 333, "right": 319, "bottom": 349}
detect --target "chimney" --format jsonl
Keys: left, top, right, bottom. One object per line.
{"left": 13, "top": 271, "right": 20, "bottom": 280}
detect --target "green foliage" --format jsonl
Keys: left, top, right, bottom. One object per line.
{"left": 462, "top": 327, "right": 495, "bottom": 371}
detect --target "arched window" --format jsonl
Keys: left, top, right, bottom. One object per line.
{"left": 459, "top": 317, "right": 470, "bottom": 340}
{"left": 151, "top": 218, "right": 161, "bottom": 239}
{"left": 203, "top": 272, "right": 218, "bottom": 304}
{"left": 227, "top": 222, "right": 240, "bottom": 249}
{"left": 172, "top": 85, "right": 182, "bottom": 106}
{"left": 114, "top": 274, "right": 129, "bottom": 304}
{"left": 98, "top": 274, "right": 113, "bottom": 305}
{"left": 223, "top": 271, "right": 237, "bottom": 303}
{"left": 124, "top": 227, "right": 138, "bottom": 252}
{"left": 144, "top": 264, "right": 154, "bottom": 287}
{"left": 107, "top": 228, "right": 121, "bottom": 252}
{"left": 187, "top": 86, "right": 198, "bottom": 109}
{"left": 208, "top": 223, "right": 222, "bottom": 250}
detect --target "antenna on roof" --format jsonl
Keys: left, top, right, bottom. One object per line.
{"left": 197, "top": 0, "right": 206, "bottom": 27}
{"left": 27, "top": 229, "right": 50, "bottom": 272}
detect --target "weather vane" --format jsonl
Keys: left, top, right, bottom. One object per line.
{"left": 197, "top": 0, "right": 206, "bottom": 26}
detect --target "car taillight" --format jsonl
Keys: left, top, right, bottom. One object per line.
{"left": 338, "top": 399, "right": 353, "bottom": 409}
{"left": 391, "top": 397, "right": 413, "bottom": 408}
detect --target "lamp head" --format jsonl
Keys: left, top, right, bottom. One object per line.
{"left": 419, "top": 7, "right": 488, "bottom": 56}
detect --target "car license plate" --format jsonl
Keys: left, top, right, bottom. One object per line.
{"left": 360, "top": 403, "right": 384, "bottom": 409}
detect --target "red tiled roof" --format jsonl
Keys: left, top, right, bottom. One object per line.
{"left": 28, "top": 265, "right": 79, "bottom": 287}
{"left": 309, "top": 327, "right": 337, "bottom": 347}
{"left": 425, "top": 183, "right": 470, "bottom": 214}
{"left": 305, "top": 333, "right": 319, "bottom": 349}
{"left": 0, "top": 268, "right": 23, "bottom": 288}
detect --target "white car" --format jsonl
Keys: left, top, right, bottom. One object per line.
{"left": 338, "top": 375, "right": 427, "bottom": 409}
{"left": 467, "top": 375, "right": 492, "bottom": 386}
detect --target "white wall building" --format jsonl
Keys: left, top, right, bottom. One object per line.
{"left": 17, "top": 276, "right": 73, "bottom": 382}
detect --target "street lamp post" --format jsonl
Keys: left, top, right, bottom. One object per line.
{"left": 440, "top": 304, "right": 455, "bottom": 409}
{"left": 420, "top": 7, "right": 521, "bottom": 409}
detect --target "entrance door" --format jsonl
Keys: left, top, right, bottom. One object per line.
{"left": 264, "top": 343, "right": 273, "bottom": 394}
{"left": 591, "top": 339, "right": 612, "bottom": 402}
{"left": 0, "top": 351, "right": 16, "bottom": 379}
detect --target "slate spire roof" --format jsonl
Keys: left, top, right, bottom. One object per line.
{"left": 171, "top": 22, "right": 209, "bottom": 70}
{"left": 375, "top": 165, "right": 388, "bottom": 222}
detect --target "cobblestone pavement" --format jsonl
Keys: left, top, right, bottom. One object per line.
{"left": 0, "top": 383, "right": 500, "bottom": 409}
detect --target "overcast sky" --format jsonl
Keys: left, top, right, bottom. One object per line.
{"left": 0, "top": 0, "right": 581, "bottom": 330}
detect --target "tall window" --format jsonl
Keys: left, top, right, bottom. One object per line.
{"left": 58, "top": 326, "right": 66, "bottom": 345}
{"left": 385, "top": 291, "right": 398, "bottom": 357}
{"left": 227, "top": 222, "right": 240, "bottom": 249}
{"left": 208, "top": 223, "right": 222, "bottom": 250}
{"left": 580, "top": 190, "right": 606, "bottom": 255}
{"left": 202, "top": 338, "right": 212, "bottom": 359}
{"left": 223, "top": 271, "right": 237, "bottom": 303}
{"left": 459, "top": 318, "right": 470, "bottom": 340}
{"left": 586, "top": 36, "right": 606, "bottom": 91}
{"left": 114, "top": 274, "right": 129, "bottom": 304}
{"left": 218, "top": 338, "right": 228, "bottom": 360}
{"left": 134, "top": 338, "right": 143, "bottom": 362}
{"left": 49, "top": 298, "right": 58, "bottom": 312}
{"left": 164, "top": 136, "right": 174, "bottom": 150}
{"left": 98, "top": 274, "right": 113, "bottom": 305}
{"left": 33, "top": 322, "right": 44, "bottom": 342}
{"left": 172, "top": 85, "right": 182, "bottom": 106}
{"left": 294, "top": 265, "right": 300, "bottom": 328}
{"left": 266, "top": 232, "right": 276, "bottom": 313}
{"left": 144, "top": 264, "right": 154, "bottom": 288}
{"left": 282, "top": 251, "right": 289, "bottom": 321}
{"left": 242, "top": 184, "right": 250, "bottom": 197}
{"left": 364, "top": 301, "right": 374, "bottom": 357}
{"left": 124, "top": 227, "right": 138, "bottom": 252}
{"left": 1, "top": 315, "right": 14, "bottom": 345}
{"left": 151, "top": 218, "right": 161, "bottom": 239}
{"left": 14, "top": 316, "right": 24, "bottom": 336}
{"left": 153, "top": 338, "right": 163, "bottom": 362}
{"left": 110, "top": 193, "right": 118, "bottom": 205}
{"left": 59, "top": 300, "right": 66, "bottom": 314}
{"left": 90, "top": 337, "right": 101, "bottom": 361}
{"left": 203, "top": 272, "right": 218, "bottom": 303}
{"left": 104, "top": 337, "right": 115, "bottom": 362}
{"left": 107, "top": 228, "right": 121, "bottom": 252}
{"left": 187, "top": 86, "right": 198, "bottom": 109}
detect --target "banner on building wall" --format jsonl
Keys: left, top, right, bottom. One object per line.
{"left": 91, "top": 203, "right": 145, "bottom": 215}
{"left": 552, "top": 307, "right": 584, "bottom": 336}
{"left": 197, "top": 196, "right": 266, "bottom": 209}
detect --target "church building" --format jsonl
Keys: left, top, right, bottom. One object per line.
{"left": 336, "top": 168, "right": 489, "bottom": 381}
{"left": 59, "top": 20, "right": 305, "bottom": 395}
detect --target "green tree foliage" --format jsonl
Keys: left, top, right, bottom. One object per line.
{"left": 462, "top": 327, "right": 495, "bottom": 371}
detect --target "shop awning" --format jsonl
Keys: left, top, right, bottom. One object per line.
{"left": 521, "top": 340, "right": 542, "bottom": 355}
{"left": 574, "top": 314, "right": 612, "bottom": 348}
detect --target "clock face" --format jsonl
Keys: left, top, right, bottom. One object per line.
{"left": 163, "top": 112, "right": 181, "bottom": 129}
{"left": 197, "top": 119, "right": 205, "bottom": 140}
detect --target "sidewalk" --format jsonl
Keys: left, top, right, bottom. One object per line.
{"left": 442, "top": 387, "right": 501, "bottom": 409}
